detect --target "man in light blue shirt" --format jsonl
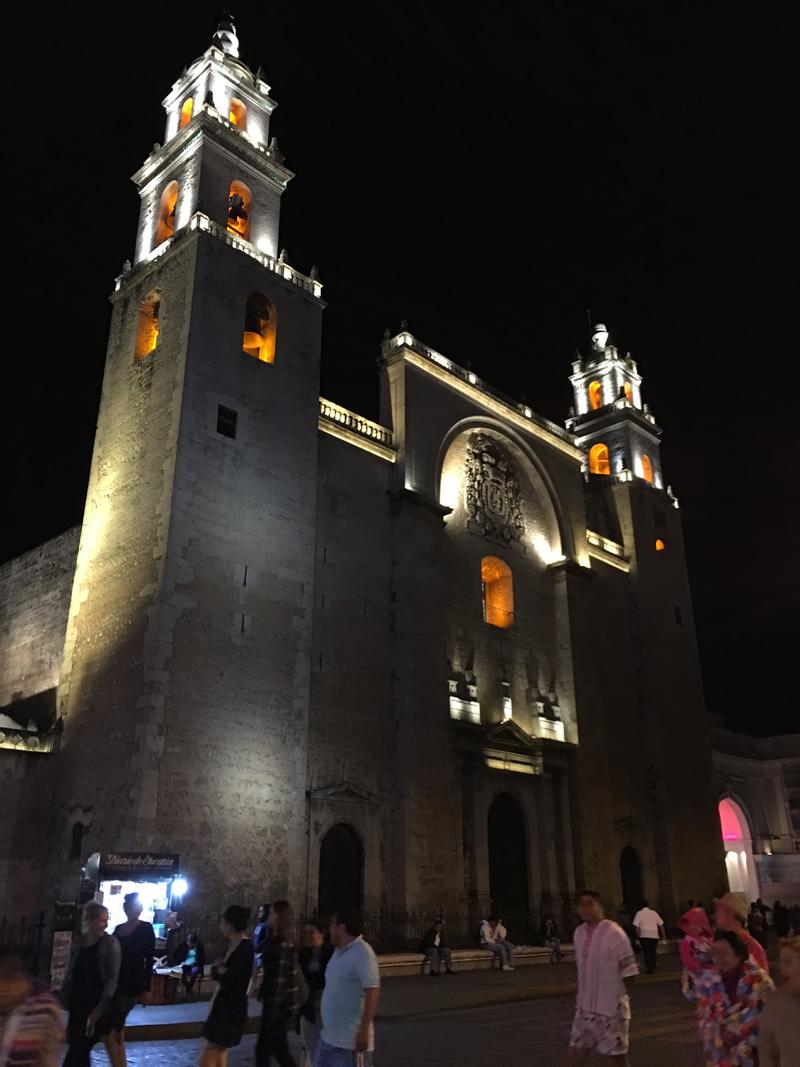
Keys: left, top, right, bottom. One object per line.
{"left": 314, "top": 910, "right": 380, "bottom": 1067}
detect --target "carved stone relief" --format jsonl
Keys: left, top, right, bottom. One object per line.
{"left": 465, "top": 433, "right": 525, "bottom": 544}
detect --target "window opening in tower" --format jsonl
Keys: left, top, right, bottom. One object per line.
{"left": 242, "top": 293, "right": 277, "bottom": 363}
{"left": 589, "top": 443, "right": 610, "bottom": 475}
{"left": 227, "top": 181, "right": 252, "bottom": 240}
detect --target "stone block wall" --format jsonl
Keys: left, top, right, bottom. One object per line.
{"left": 0, "top": 528, "right": 79, "bottom": 710}
{"left": 151, "top": 234, "right": 323, "bottom": 920}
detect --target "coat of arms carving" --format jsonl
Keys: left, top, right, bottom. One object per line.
{"left": 465, "top": 433, "right": 525, "bottom": 543}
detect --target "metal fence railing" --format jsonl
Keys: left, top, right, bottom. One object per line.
{"left": 0, "top": 912, "right": 47, "bottom": 975}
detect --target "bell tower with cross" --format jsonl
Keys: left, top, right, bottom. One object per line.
{"left": 51, "top": 16, "right": 325, "bottom": 913}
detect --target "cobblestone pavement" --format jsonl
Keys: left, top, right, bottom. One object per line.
{"left": 63, "top": 982, "right": 704, "bottom": 1065}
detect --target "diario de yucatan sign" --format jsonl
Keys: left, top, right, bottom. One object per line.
{"left": 99, "top": 852, "right": 180, "bottom": 879}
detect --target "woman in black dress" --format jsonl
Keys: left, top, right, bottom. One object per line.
{"left": 62, "top": 901, "right": 121, "bottom": 1067}
{"left": 200, "top": 904, "right": 254, "bottom": 1066}
{"left": 108, "top": 891, "right": 156, "bottom": 1066}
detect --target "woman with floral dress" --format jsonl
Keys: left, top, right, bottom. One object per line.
{"left": 689, "top": 929, "right": 774, "bottom": 1066}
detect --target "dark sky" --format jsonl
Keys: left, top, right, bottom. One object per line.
{"left": 9, "top": 3, "right": 797, "bottom": 734}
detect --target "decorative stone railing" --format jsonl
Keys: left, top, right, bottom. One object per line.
{"left": 318, "top": 398, "right": 396, "bottom": 460}
{"left": 117, "top": 214, "right": 323, "bottom": 300}
{"left": 319, "top": 398, "right": 393, "bottom": 445}
{"left": 586, "top": 530, "right": 626, "bottom": 558}
{"left": 382, "top": 332, "right": 575, "bottom": 447}
{"left": 189, "top": 214, "right": 323, "bottom": 298}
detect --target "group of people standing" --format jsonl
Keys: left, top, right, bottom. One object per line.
{"left": 199, "top": 901, "right": 380, "bottom": 1067}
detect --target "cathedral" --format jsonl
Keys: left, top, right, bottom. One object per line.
{"left": 0, "top": 19, "right": 727, "bottom": 943}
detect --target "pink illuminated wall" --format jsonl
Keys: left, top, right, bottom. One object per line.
{"left": 719, "top": 798, "right": 745, "bottom": 842}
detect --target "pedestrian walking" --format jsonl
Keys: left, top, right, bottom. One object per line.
{"left": 567, "top": 889, "right": 639, "bottom": 1065}
{"left": 61, "top": 902, "right": 121, "bottom": 1067}
{"left": 314, "top": 910, "right": 380, "bottom": 1067}
{"left": 632, "top": 900, "right": 664, "bottom": 974}
{"left": 688, "top": 929, "right": 773, "bottom": 1066}
{"left": 540, "top": 915, "right": 563, "bottom": 963}
{"left": 200, "top": 904, "right": 254, "bottom": 1066}
{"left": 420, "top": 920, "right": 454, "bottom": 975}
{"left": 107, "top": 891, "right": 155, "bottom": 1065}
{"left": 0, "top": 949, "right": 64, "bottom": 1066}
{"left": 715, "top": 893, "right": 769, "bottom": 973}
{"left": 298, "top": 922, "right": 334, "bottom": 1067}
{"left": 760, "top": 935, "right": 800, "bottom": 1067}
{"left": 679, "top": 906, "right": 714, "bottom": 999}
{"left": 479, "top": 917, "right": 514, "bottom": 970}
{"left": 256, "top": 901, "right": 300, "bottom": 1067}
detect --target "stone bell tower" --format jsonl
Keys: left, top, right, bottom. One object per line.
{"left": 52, "top": 16, "right": 325, "bottom": 914}
{"left": 568, "top": 322, "right": 664, "bottom": 485}
{"left": 567, "top": 322, "right": 725, "bottom": 916}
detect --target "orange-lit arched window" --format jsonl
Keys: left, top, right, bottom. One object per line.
{"left": 481, "top": 557, "right": 513, "bottom": 629}
{"left": 179, "top": 97, "right": 193, "bottom": 128}
{"left": 229, "top": 98, "right": 247, "bottom": 128}
{"left": 154, "top": 180, "right": 179, "bottom": 247}
{"left": 134, "top": 290, "right": 161, "bottom": 359}
{"left": 655, "top": 538, "right": 666, "bottom": 552}
{"left": 227, "top": 180, "right": 252, "bottom": 240}
{"left": 589, "top": 443, "right": 610, "bottom": 475}
{"left": 623, "top": 382, "right": 633, "bottom": 402}
{"left": 641, "top": 454, "right": 654, "bottom": 483}
{"left": 242, "top": 293, "right": 277, "bottom": 363}
{"left": 588, "top": 380, "right": 603, "bottom": 410}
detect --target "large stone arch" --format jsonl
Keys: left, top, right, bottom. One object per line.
{"left": 435, "top": 417, "right": 576, "bottom": 561}
{"left": 718, "top": 794, "right": 759, "bottom": 903}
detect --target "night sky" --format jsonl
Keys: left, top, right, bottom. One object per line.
{"left": 10, "top": 3, "right": 796, "bottom": 734}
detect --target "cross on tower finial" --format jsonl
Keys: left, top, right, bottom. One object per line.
{"left": 212, "top": 11, "right": 239, "bottom": 57}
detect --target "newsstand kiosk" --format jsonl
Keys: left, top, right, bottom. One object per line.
{"left": 83, "top": 851, "right": 183, "bottom": 936}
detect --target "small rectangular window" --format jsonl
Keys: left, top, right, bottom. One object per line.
{"left": 217, "top": 404, "right": 238, "bottom": 439}
{"left": 674, "top": 604, "right": 683, "bottom": 627}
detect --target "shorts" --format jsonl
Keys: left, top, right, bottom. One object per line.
{"left": 569, "top": 997, "right": 631, "bottom": 1057}
{"left": 313, "top": 1036, "right": 374, "bottom": 1066}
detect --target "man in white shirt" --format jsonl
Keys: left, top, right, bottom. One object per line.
{"left": 315, "top": 911, "right": 380, "bottom": 1067}
{"left": 568, "top": 890, "right": 639, "bottom": 1064}
{"left": 632, "top": 900, "right": 664, "bottom": 975}
{"left": 479, "top": 917, "right": 514, "bottom": 970}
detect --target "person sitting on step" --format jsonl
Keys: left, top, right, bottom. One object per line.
{"left": 479, "top": 917, "right": 514, "bottom": 970}
{"left": 420, "top": 921, "right": 455, "bottom": 976}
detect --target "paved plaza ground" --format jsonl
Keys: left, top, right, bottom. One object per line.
{"left": 60, "top": 969, "right": 704, "bottom": 1065}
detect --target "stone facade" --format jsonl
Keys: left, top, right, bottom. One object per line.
{"left": 0, "top": 21, "right": 731, "bottom": 939}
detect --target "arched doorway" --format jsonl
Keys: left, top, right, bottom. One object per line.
{"left": 719, "top": 797, "right": 759, "bottom": 903}
{"left": 318, "top": 823, "right": 364, "bottom": 921}
{"left": 620, "top": 846, "right": 644, "bottom": 913}
{"left": 488, "top": 793, "right": 530, "bottom": 939}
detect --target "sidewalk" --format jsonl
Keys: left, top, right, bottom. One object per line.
{"left": 123, "top": 953, "right": 684, "bottom": 1041}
